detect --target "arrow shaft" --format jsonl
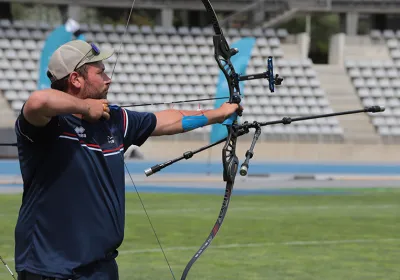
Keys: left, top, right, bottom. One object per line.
{"left": 120, "top": 96, "right": 229, "bottom": 108}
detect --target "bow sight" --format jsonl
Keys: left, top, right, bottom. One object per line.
{"left": 239, "top": 57, "right": 284, "bottom": 92}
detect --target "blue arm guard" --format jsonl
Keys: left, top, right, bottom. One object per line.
{"left": 182, "top": 115, "right": 209, "bottom": 132}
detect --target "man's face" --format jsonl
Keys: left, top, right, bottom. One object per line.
{"left": 80, "top": 62, "right": 111, "bottom": 99}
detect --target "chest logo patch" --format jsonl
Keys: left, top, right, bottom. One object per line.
{"left": 107, "top": 136, "right": 115, "bottom": 144}
{"left": 74, "top": 126, "right": 87, "bottom": 138}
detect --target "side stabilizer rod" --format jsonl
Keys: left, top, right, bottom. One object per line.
{"left": 145, "top": 135, "right": 229, "bottom": 177}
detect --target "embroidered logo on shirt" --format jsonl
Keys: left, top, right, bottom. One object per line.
{"left": 107, "top": 136, "right": 115, "bottom": 144}
{"left": 74, "top": 126, "right": 87, "bottom": 138}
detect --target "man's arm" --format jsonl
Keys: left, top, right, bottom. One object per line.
{"left": 152, "top": 103, "right": 242, "bottom": 136}
{"left": 23, "top": 89, "right": 109, "bottom": 127}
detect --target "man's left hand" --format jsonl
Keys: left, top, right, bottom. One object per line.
{"left": 217, "top": 102, "right": 244, "bottom": 123}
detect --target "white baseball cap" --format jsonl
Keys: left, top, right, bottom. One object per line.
{"left": 47, "top": 40, "right": 114, "bottom": 83}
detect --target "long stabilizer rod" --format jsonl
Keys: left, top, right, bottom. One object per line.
{"left": 255, "top": 106, "right": 385, "bottom": 128}
{"left": 144, "top": 106, "right": 385, "bottom": 177}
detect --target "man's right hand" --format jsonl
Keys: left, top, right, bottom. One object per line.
{"left": 23, "top": 90, "right": 112, "bottom": 127}
{"left": 83, "top": 99, "right": 110, "bottom": 122}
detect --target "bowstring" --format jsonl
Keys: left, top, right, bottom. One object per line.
{"left": 123, "top": 163, "right": 176, "bottom": 279}
{"left": 109, "top": 0, "right": 135, "bottom": 81}
{"left": 0, "top": 256, "right": 16, "bottom": 280}
{"left": 109, "top": 1, "right": 176, "bottom": 279}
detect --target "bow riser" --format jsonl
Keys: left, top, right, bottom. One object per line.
{"left": 213, "top": 34, "right": 241, "bottom": 184}
{"left": 222, "top": 130, "right": 239, "bottom": 182}
{"left": 213, "top": 35, "right": 241, "bottom": 105}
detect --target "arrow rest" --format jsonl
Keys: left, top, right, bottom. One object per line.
{"left": 230, "top": 48, "right": 239, "bottom": 56}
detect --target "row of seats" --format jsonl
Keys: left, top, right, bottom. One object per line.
{"left": 0, "top": 21, "right": 343, "bottom": 140}
{"left": 371, "top": 29, "right": 400, "bottom": 40}
{"left": 0, "top": 40, "right": 283, "bottom": 61}
{"left": 0, "top": 39, "right": 43, "bottom": 50}
{"left": 0, "top": 70, "right": 38, "bottom": 81}
{"left": 348, "top": 30, "right": 400, "bottom": 140}
{"left": 0, "top": 75, "right": 321, "bottom": 91}
{"left": 83, "top": 32, "right": 283, "bottom": 45}
{"left": 0, "top": 19, "right": 58, "bottom": 30}
{"left": 369, "top": 31, "right": 400, "bottom": 72}
{"left": 0, "top": 59, "right": 37, "bottom": 70}
{"left": 0, "top": 27, "right": 287, "bottom": 42}
{"left": 351, "top": 77, "right": 400, "bottom": 89}
{"left": 0, "top": 28, "right": 49, "bottom": 40}
{"left": 345, "top": 59, "right": 400, "bottom": 69}
{"left": 346, "top": 59, "right": 400, "bottom": 139}
{"left": 0, "top": 19, "right": 289, "bottom": 38}
{"left": 386, "top": 38, "right": 400, "bottom": 63}
{"left": 0, "top": 58, "right": 321, "bottom": 83}
{"left": 347, "top": 66, "right": 400, "bottom": 79}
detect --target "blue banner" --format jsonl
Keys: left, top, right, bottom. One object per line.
{"left": 210, "top": 37, "right": 256, "bottom": 143}
{"left": 37, "top": 22, "right": 85, "bottom": 90}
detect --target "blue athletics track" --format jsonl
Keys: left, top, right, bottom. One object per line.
{"left": 1, "top": 160, "right": 400, "bottom": 195}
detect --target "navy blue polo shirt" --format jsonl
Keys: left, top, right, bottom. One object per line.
{"left": 14, "top": 105, "right": 157, "bottom": 278}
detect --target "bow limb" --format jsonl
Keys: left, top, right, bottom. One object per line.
{"left": 180, "top": 1, "right": 240, "bottom": 279}
{"left": 180, "top": 182, "right": 233, "bottom": 280}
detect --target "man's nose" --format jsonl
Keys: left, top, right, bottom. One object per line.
{"left": 105, "top": 74, "right": 111, "bottom": 85}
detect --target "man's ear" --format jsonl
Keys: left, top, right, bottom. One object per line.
{"left": 69, "top": 72, "right": 82, "bottom": 89}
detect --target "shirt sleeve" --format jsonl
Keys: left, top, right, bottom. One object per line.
{"left": 15, "top": 105, "right": 60, "bottom": 144}
{"left": 121, "top": 108, "right": 157, "bottom": 148}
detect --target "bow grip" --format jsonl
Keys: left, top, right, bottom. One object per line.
{"left": 222, "top": 93, "right": 241, "bottom": 126}
{"left": 222, "top": 112, "right": 238, "bottom": 126}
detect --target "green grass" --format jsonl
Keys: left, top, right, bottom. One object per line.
{"left": 1, "top": 189, "right": 400, "bottom": 279}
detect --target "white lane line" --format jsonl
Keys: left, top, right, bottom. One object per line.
{"left": 119, "top": 238, "right": 400, "bottom": 255}
{"left": 1, "top": 205, "right": 396, "bottom": 217}
{"left": 125, "top": 204, "right": 399, "bottom": 215}
{"left": 3, "top": 238, "right": 400, "bottom": 262}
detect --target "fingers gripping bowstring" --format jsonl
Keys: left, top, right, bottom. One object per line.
{"left": 110, "top": 1, "right": 176, "bottom": 279}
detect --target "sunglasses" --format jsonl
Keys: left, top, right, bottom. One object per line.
{"left": 73, "top": 42, "right": 101, "bottom": 71}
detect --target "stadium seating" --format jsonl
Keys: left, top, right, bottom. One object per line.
{"left": 342, "top": 30, "right": 400, "bottom": 141}
{"left": 345, "top": 58, "right": 400, "bottom": 141}
{"left": 370, "top": 29, "right": 400, "bottom": 65}
{"left": 0, "top": 20, "right": 344, "bottom": 141}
